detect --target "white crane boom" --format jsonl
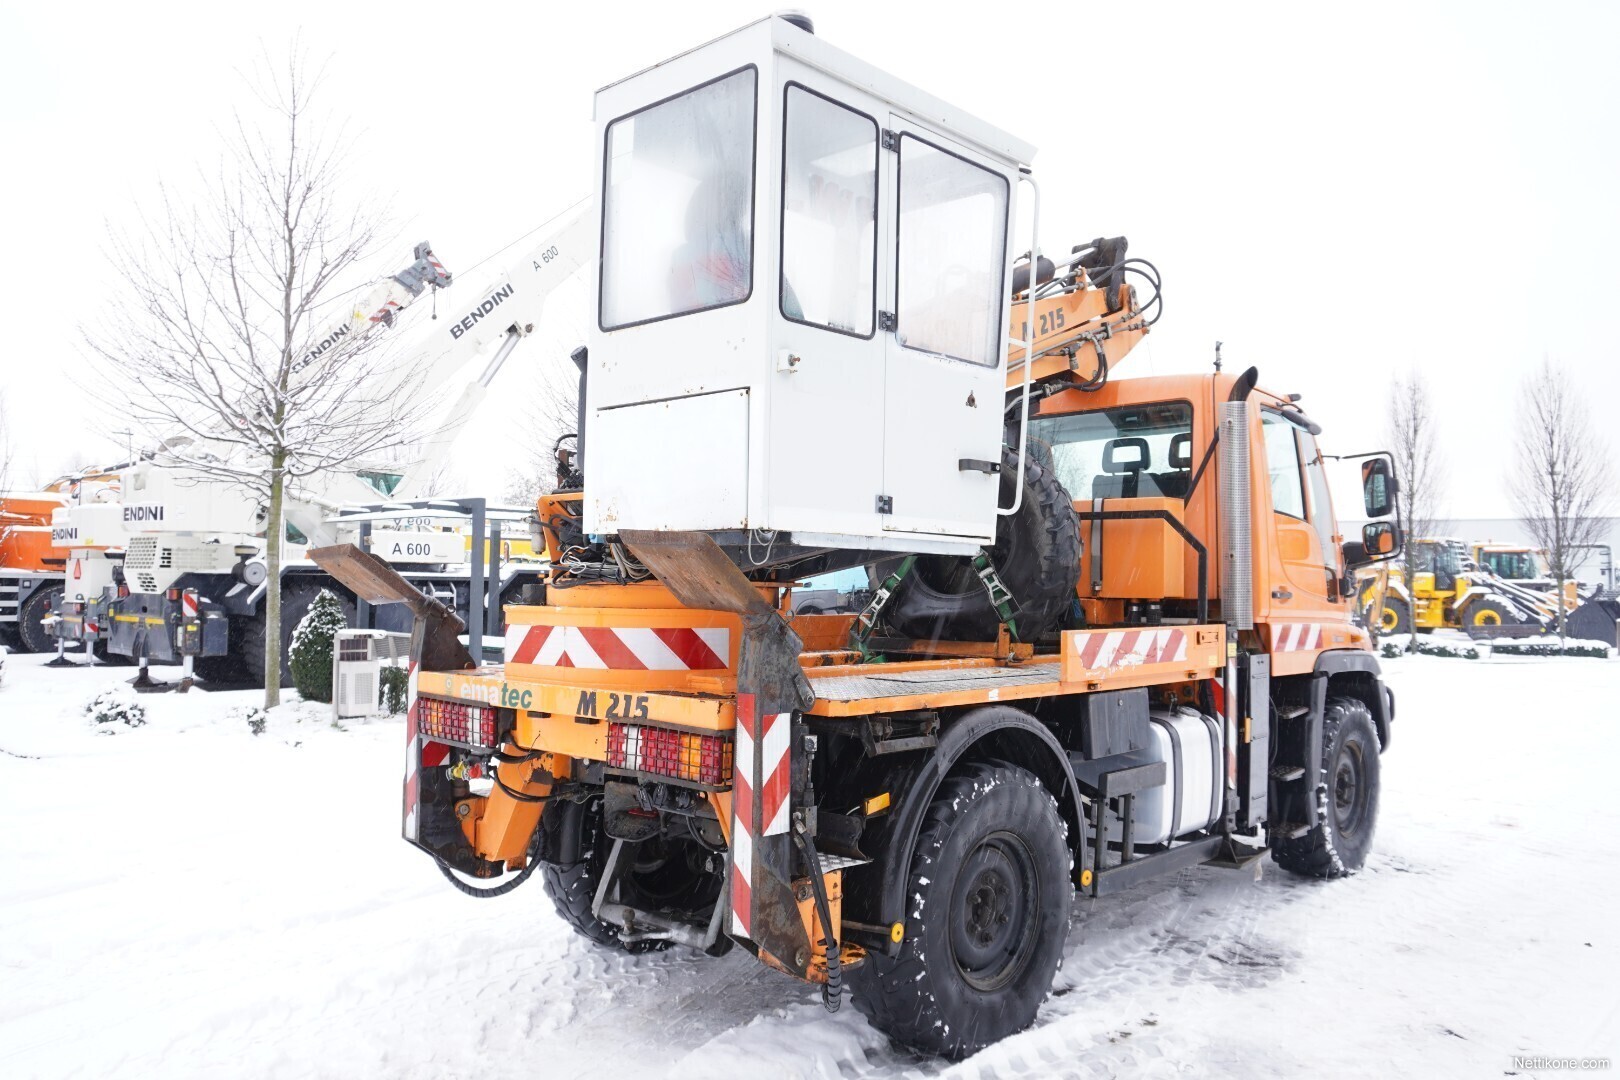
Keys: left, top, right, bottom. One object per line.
{"left": 393, "top": 203, "right": 592, "bottom": 500}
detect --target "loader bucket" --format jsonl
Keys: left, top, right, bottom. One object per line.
{"left": 1566, "top": 597, "right": 1620, "bottom": 649}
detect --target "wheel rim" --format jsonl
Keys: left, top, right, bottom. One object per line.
{"left": 949, "top": 831, "right": 1039, "bottom": 992}
{"left": 1378, "top": 605, "right": 1399, "bottom": 632}
{"left": 1332, "top": 741, "right": 1369, "bottom": 839}
{"left": 1473, "top": 608, "right": 1501, "bottom": 626}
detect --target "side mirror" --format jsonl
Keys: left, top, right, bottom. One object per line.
{"left": 1361, "top": 520, "right": 1400, "bottom": 558}
{"left": 1361, "top": 457, "right": 1397, "bottom": 518}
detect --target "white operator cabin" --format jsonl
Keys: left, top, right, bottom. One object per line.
{"left": 584, "top": 15, "right": 1035, "bottom": 555}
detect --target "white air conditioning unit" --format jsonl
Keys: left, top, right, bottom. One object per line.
{"left": 334, "top": 629, "right": 411, "bottom": 719}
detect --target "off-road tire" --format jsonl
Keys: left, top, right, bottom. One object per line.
{"left": 1461, "top": 596, "right": 1514, "bottom": 634}
{"left": 1273, "top": 697, "right": 1380, "bottom": 878}
{"left": 240, "top": 583, "right": 354, "bottom": 687}
{"left": 883, "top": 447, "right": 1080, "bottom": 643}
{"left": 539, "top": 797, "right": 724, "bottom": 955}
{"left": 1367, "top": 594, "right": 1412, "bottom": 636}
{"left": 16, "top": 584, "right": 62, "bottom": 654}
{"left": 850, "top": 761, "right": 1071, "bottom": 1059}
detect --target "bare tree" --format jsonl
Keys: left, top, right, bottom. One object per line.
{"left": 1384, "top": 371, "right": 1445, "bottom": 647}
{"left": 1512, "top": 359, "right": 1614, "bottom": 641}
{"left": 87, "top": 48, "right": 433, "bottom": 707}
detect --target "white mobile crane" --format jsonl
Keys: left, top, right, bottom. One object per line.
{"left": 54, "top": 209, "right": 592, "bottom": 685}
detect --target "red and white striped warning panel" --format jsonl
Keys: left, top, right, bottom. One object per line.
{"left": 1269, "top": 622, "right": 1324, "bottom": 652}
{"left": 504, "top": 623, "right": 730, "bottom": 671}
{"left": 181, "top": 591, "right": 199, "bottom": 618}
{"left": 1073, "top": 627, "right": 1188, "bottom": 669}
{"left": 1062, "top": 624, "right": 1224, "bottom": 685}
{"left": 731, "top": 693, "right": 792, "bottom": 938}
{"left": 402, "top": 661, "right": 449, "bottom": 843}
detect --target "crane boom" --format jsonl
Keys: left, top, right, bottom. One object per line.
{"left": 393, "top": 203, "right": 592, "bottom": 500}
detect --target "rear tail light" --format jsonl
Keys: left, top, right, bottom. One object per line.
{"left": 607, "top": 723, "right": 732, "bottom": 786}
{"left": 418, "top": 697, "right": 498, "bottom": 747}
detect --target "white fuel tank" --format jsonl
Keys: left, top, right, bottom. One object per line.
{"left": 1135, "top": 706, "right": 1223, "bottom": 845}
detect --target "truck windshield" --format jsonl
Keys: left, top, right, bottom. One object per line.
{"left": 1030, "top": 402, "right": 1194, "bottom": 501}
{"left": 1481, "top": 550, "right": 1538, "bottom": 579}
{"left": 600, "top": 67, "right": 758, "bottom": 330}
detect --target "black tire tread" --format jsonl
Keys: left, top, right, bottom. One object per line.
{"left": 884, "top": 448, "right": 1080, "bottom": 643}
{"left": 17, "top": 584, "right": 62, "bottom": 654}
{"left": 850, "top": 760, "right": 1070, "bottom": 1059}
{"left": 1273, "top": 697, "right": 1380, "bottom": 878}
{"left": 538, "top": 799, "right": 667, "bottom": 955}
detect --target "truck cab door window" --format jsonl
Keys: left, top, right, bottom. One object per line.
{"left": 781, "top": 85, "right": 878, "bottom": 337}
{"left": 1261, "top": 412, "right": 1306, "bottom": 519}
{"left": 894, "top": 134, "right": 1008, "bottom": 366}
{"left": 600, "top": 67, "right": 758, "bottom": 330}
{"left": 1299, "top": 429, "right": 1342, "bottom": 599}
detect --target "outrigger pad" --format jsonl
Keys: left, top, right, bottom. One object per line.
{"left": 621, "top": 530, "right": 813, "bottom": 715}
{"left": 620, "top": 530, "right": 775, "bottom": 616}
{"left": 308, "top": 544, "right": 475, "bottom": 672}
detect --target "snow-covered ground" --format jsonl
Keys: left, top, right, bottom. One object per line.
{"left": 2, "top": 642, "right": 1617, "bottom": 1079}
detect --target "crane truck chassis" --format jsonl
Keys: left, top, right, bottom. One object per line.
{"left": 310, "top": 15, "right": 1404, "bottom": 1058}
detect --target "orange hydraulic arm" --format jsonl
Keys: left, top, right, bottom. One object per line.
{"left": 1005, "top": 241, "right": 1155, "bottom": 396}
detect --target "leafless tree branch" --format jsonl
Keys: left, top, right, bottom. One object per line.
{"left": 83, "top": 43, "right": 427, "bottom": 707}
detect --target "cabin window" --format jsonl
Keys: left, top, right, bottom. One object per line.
{"left": 600, "top": 67, "right": 758, "bottom": 330}
{"left": 894, "top": 134, "right": 1008, "bottom": 366}
{"left": 780, "top": 84, "right": 878, "bottom": 338}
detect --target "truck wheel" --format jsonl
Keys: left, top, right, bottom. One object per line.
{"left": 1461, "top": 596, "right": 1513, "bottom": 632}
{"left": 1366, "top": 595, "right": 1411, "bottom": 635}
{"left": 241, "top": 583, "right": 354, "bottom": 687}
{"left": 538, "top": 797, "right": 722, "bottom": 955}
{"left": 850, "top": 761, "right": 1071, "bottom": 1059}
{"left": 1273, "top": 698, "right": 1380, "bottom": 879}
{"left": 881, "top": 448, "right": 1080, "bottom": 643}
{"left": 16, "top": 584, "right": 63, "bottom": 653}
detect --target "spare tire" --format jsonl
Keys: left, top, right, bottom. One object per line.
{"left": 882, "top": 447, "right": 1080, "bottom": 643}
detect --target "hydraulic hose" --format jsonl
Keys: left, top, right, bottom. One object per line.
{"left": 792, "top": 818, "right": 842, "bottom": 1013}
{"left": 436, "top": 825, "right": 542, "bottom": 899}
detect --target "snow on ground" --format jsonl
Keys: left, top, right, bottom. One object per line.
{"left": 2, "top": 639, "right": 1618, "bottom": 1079}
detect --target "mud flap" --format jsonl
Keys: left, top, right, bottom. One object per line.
{"left": 307, "top": 545, "right": 488, "bottom": 871}
{"left": 621, "top": 530, "right": 817, "bottom": 976}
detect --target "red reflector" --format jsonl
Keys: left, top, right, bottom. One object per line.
{"left": 166, "top": 588, "right": 180, "bottom": 601}
{"left": 607, "top": 722, "right": 733, "bottom": 785}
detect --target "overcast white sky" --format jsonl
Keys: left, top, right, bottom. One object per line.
{"left": 2, "top": 0, "right": 1616, "bottom": 517}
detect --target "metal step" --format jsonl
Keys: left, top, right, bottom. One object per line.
{"left": 1270, "top": 765, "right": 1306, "bottom": 782}
{"left": 1272, "top": 822, "right": 1311, "bottom": 840}
{"left": 818, "top": 852, "right": 869, "bottom": 874}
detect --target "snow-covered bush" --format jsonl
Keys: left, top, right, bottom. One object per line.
{"left": 1417, "top": 638, "right": 1479, "bottom": 659}
{"left": 240, "top": 706, "right": 269, "bottom": 735}
{"left": 1489, "top": 639, "right": 1614, "bottom": 659}
{"left": 0, "top": 644, "right": 8, "bottom": 688}
{"left": 289, "top": 590, "right": 348, "bottom": 704}
{"left": 85, "top": 688, "right": 147, "bottom": 729}
{"left": 1379, "top": 635, "right": 1478, "bottom": 659}
{"left": 380, "top": 664, "right": 409, "bottom": 715}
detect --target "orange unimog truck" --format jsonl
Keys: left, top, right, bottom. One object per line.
{"left": 313, "top": 15, "right": 1403, "bottom": 1059}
